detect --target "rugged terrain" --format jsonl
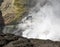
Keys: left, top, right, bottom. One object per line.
{"left": 0, "top": 33, "right": 60, "bottom": 47}
{"left": 0, "top": 0, "right": 60, "bottom": 47}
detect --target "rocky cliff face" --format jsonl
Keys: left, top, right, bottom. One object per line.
{"left": 0, "top": 0, "right": 30, "bottom": 33}
{"left": 1, "top": 0, "right": 37, "bottom": 35}
{"left": 0, "top": 33, "right": 60, "bottom": 47}
{"left": 0, "top": 0, "right": 36, "bottom": 25}
{"left": 0, "top": 0, "right": 29, "bottom": 25}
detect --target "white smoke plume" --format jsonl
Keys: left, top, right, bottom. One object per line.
{"left": 17, "top": 0, "right": 60, "bottom": 41}
{"left": 3, "top": 0, "right": 60, "bottom": 41}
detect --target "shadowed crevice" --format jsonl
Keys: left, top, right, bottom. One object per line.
{"left": 0, "top": 0, "right": 5, "bottom": 33}
{"left": 0, "top": 11, "right": 5, "bottom": 33}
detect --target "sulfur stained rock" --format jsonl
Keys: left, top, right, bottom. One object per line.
{"left": 0, "top": 0, "right": 38, "bottom": 25}
{"left": 1, "top": 0, "right": 28, "bottom": 25}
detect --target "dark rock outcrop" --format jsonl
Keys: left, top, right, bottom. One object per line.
{"left": 0, "top": 33, "right": 60, "bottom": 47}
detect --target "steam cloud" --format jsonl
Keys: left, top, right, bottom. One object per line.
{"left": 3, "top": 0, "right": 60, "bottom": 41}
